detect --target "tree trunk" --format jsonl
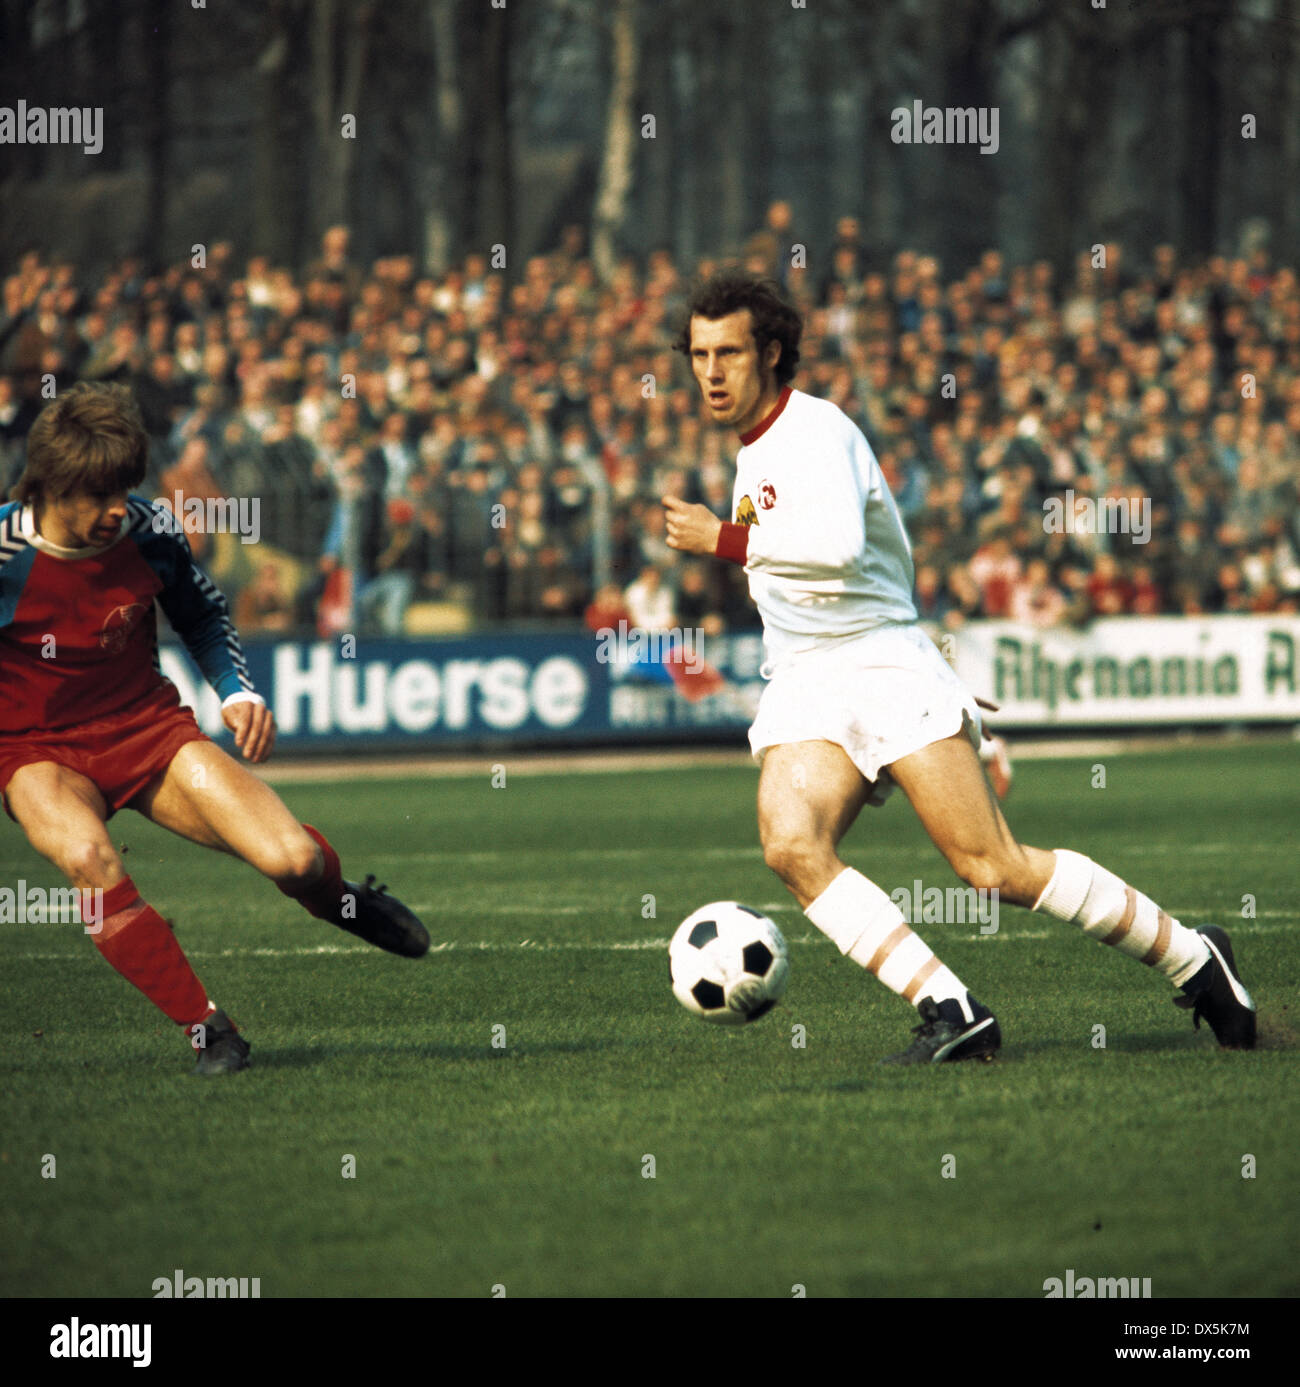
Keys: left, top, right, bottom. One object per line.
{"left": 310, "top": 0, "right": 340, "bottom": 233}
{"left": 672, "top": 27, "right": 698, "bottom": 266}
{"left": 0, "top": 2, "right": 36, "bottom": 178}
{"left": 592, "top": 0, "right": 639, "bottom": 283}
{"left": 1181, "top": 1, "right": 1226, "bottom": 256}
{"left": 423, "top": 0, "right": 465, "bottom": 275}
{"left": 742, "top": 4, "right": 772, "bottom": 235}
{"left": 143, "top": 0, "right": 171, "bottom": 265}
{"left": 471, "top": 4, "right": 514, "bottom": 263}
{"left": 639, "top": 1, "right": 674, "bottom": 253}
{"left": 253, "top": 0, "right": 292, "bottom": 261}
{"left": 1035, "top": 17, "right": 1099, "bottom": 271}
{"left": 1276, "top": 0, "right": 1300, "bottom": 256}
{"left": 716, "top": 2, "right": 746, "bottom": 252}
{"left": 310, "top": 0, "right": 373, "bottom": 245}
{"left": 335, "top": 2, "right": 372, "bottom": 226}
{"left": 938, "top": 0, "right": 1000, "bottom": 267}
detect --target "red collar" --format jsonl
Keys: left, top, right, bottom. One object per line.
{"left": 739, "top": 386, "right": 792, "bottom": 446}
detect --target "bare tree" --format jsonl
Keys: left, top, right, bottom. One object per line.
{"left": 143, "top": 0, "right": 172, "bottom": 265}
{"left": 473, "top": 1, "right": 515, "bottom": 260}
{"left": 310, "top": 0, "right": 374, "bottom": 240}
{"left": 1283, "top": 0, "right": 1300, "bottom": 254}
{"left": 591, "top": 0, "right": 639, "bottom": 282}
{"left": 252, "top": 0, "right": 294, "bottom": 263}
{"left": 422, "top": 0, "right": 466, "bottom": 275}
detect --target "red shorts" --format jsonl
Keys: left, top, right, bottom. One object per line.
{"left": 0, "top": 682, "right": 211, "bottom": 821}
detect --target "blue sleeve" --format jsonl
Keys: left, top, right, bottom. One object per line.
{"left": 127, "top": 497, "right": 255, "bottom": 700}
{"left": 0, "top": 501, "right": 37, "bottom": 631}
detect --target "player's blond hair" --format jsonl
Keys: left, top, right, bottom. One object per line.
{"left": 11, "top": 382, "right": 148, "bottom": 507}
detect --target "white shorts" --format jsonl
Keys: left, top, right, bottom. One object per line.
{"left": 748, "top": 623, "right": 983, "bottom": 807}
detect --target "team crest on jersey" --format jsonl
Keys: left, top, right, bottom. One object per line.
{"left": 100, "top": 603, "right": 147, "bottom": 654}
{"left": 758, "top": 480, "right": 776, "bottom": 510}
{"left": 735, "top": 495, "right": 759, "bottom": 526}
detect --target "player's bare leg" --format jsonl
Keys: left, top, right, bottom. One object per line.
{"left": 887, "top": 729, "right": 1255, "bottom": 1049}
{"left": 129, "top": 741, "right": 323, "bottom": 889}
{"left": 130, "top": 740, "right": 429, "bottom": 959}
{"left": 883, "top": 729, "right": 1055, "bottom": 906}
{"left": 4, "top": 760, "right": 234, "bottom": 1065}
{"left": 757, "top": 740, "right": 999, "bottom": 1062}
{"left": 5, "top": 762, "right": 126, "bottom": 890}
{"left": 756, "top": 740, "right": 868, "bottom": 910}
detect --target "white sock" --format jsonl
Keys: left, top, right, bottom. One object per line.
{"left": 805, "top": 867, "right": 973, "bottom": 1019}
{"left": 1033, "top": 849, "right": 1210, "bottom": 986}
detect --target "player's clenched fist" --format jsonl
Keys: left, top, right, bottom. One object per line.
{"left": 663, "top": 495, "right": 722, "bottom": 555}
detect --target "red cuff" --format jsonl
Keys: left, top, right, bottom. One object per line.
{"left": 715, "top": 521, "right": 750, "bottom": 565}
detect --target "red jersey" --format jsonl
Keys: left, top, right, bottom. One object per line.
{"left": 0, "top": 496, "right": 254, "bottom": 734}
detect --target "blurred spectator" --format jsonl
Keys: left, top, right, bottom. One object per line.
{"left": 913, "top": 563, "right": 953, "bottom": 624}
{"left": 305, "top": 225, "right": 363, "bottom": 307}
{"left": 624, "top": 565, "right": 675, "bottom": 631}
{"left": 1210, "top": 561, "right": 1251, "bottom": 614}
{"left": 0, "top": 375, "right": 37, "bottom": 485}
{"left": 359, "top": 498, "right": 426, "bottom": 635}
{"left": 158, "top": 437, "right": 223, "bottom": 563}
{"left": 968, "top": 532, "right": 1022, "bottom": 617}
{"left": 585, "top": 581, "right": 631, "bottom": 633}
{"left": 1128, "top": 561, "right": 1163, "bottom": 615}
{"left": 134, "top": 352, "right": 193, "bottom": 450}
{"left": 236, "top": 563, "right": 295, "bottom": 632}
{"left": 1009, "top": 558, "right": 1068, "bottom": 627}
{"left": 1086, "top": 552, "right": 1134, "bottom": 617}
{"left": 675, "top": 561, "right": 725, "bottom": 637}
{"left": 2, "top": 231, "right": 1294, "bottom": 631}
{"left": 370, "top": 411, "right": 418, "bottom": 500}
{"left": 940, "top": 565, "right": 983, "bottom": 630}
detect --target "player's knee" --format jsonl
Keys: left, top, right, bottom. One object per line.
{"left": 262, "top": 832, "right": 324, "bottom": 889}
{"left": 952, "top": 844, "right": 1035, "bottom": 901}
{"left": 762, "top": 831, "right": 824, "bottom": 892}
{"left": 951, "top": 849, "right": 1010, "bottom": 897}
{"left": 61, "top": 838, "right": 122, "bottom": 890}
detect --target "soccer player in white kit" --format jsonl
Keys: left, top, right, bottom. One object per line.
{"left": 664, "top": 270, "right": 1256, "bottom": 1061}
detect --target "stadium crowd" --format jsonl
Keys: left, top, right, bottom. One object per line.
{"left": 2, "top": 208, "right": 1298, "bottom": 639}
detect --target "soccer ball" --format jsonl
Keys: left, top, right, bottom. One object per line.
{"left": 669, "top": 902, "right": 789, "bottom": 1026}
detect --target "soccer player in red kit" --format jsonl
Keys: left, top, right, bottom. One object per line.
{"left": 0, "top": 383, "right": 429, "bottom": 1074}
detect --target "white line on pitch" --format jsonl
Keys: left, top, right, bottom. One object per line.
{"left": 8, "top": 918, "right": 1293, "bottom": 963}
{"left": 345, "top": 841, "right": 1290, "bottom": 867}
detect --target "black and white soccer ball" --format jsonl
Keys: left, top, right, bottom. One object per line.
{"left": 669, "top": 902, "right": 789, "bottom": 1026}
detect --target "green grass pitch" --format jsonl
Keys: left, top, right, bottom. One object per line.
{"left": 2, "top": 742, "right": 1296, "bottom": 1298}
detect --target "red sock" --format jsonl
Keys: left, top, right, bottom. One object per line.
{"left": 278, "top": 824, "right": 347, "bottom": 922}
{"left": 91, "top": 876, "right": 212, "bottom": 1028}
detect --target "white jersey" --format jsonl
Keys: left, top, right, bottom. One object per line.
{"left": 731, "top": 387, "right": 917, "bottom": 664}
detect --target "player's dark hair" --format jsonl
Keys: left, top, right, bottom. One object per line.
{"left": 674, "top": 269, "right": 803, "bottom": 387}
{"left": 11, "top": 382, "right": 149, "bottom": 507}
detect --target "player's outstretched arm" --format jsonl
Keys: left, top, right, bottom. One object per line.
{"left": 133, "top": 501, "right": 273, "bottom": 759}
{"left": 663, "top": 495, "right": 723, "bottom": 556}
{"left": 137, "top": 500, "right": 259, "bottom": 696}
